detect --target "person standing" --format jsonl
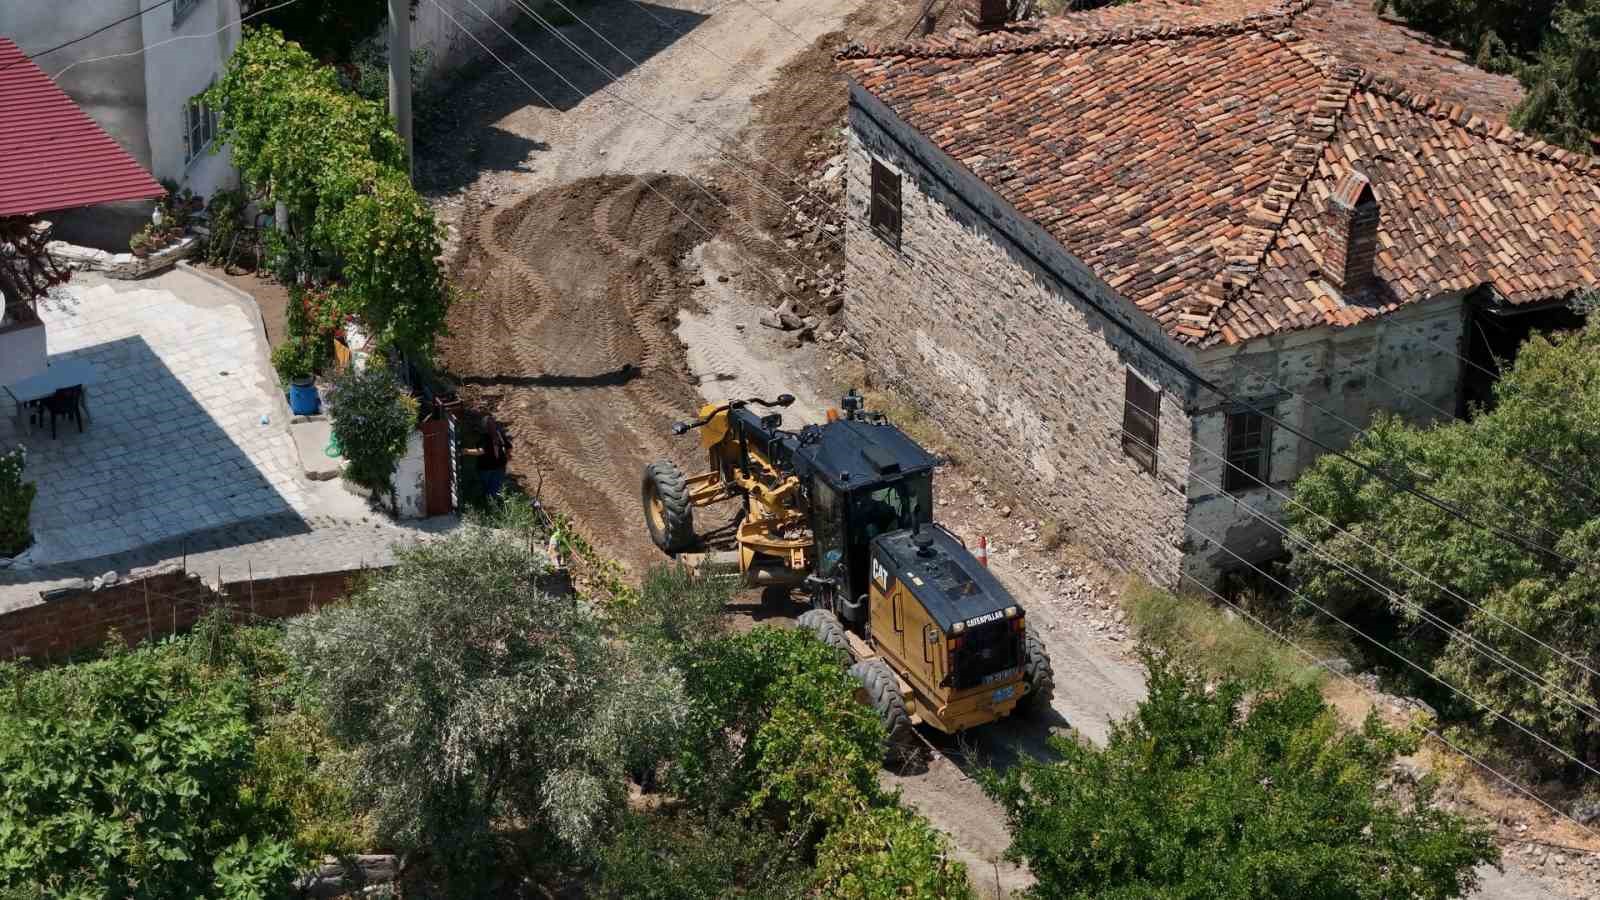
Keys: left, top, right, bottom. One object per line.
{"left": 466, "top": 415, "right": 511, "bottom": 500}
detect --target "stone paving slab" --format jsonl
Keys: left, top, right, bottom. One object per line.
{"left": 2, "top": 273, "right": 311, "bottom": 568}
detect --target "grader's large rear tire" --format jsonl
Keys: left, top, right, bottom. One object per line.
{"left": 798, "top": 609, "right": 850, "bottom": 661}
{"left": 850, "top": 659, "right": 915, "bottom": 765}
{"left": 1016, "top": 624, "right": 1056, "bottom": 717}
{"left": 642, "top": 460, "right": 695, "bottom": 554}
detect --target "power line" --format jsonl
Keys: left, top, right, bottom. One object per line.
{"left": 523, "top": 0, "right": 1594, "bottom": 574}
{"left": 1179, "top": 570, "right": 1600, "bottom": 845}
{"left": 0, "top": 0, "right": 177, "bottom": 73}
{"left": 48, "top": 0, "right": 304, "bottom": 82}
{"left": 1112, "top": 409, "right": 1600, "bottom": 745}
{"left": 445, "top": 0, "right": 1600, "bottom": 733}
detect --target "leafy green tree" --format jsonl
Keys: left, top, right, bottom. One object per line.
{"left": 0, "top": 638, "right": 299, "bottom": 898}
{"left": 285, "top": 525, "right": 684, "bottom": 892}
{"left": 1376, "top": 0, "right": 1599, "bottom": 151}
{"left": 1289, "top": 324, "right": 1600, "bottom": 768}
{"left": 985, "top": 652, "right": 1499, "bottom": 900}
{"left": 208, "top": 29, "right": 447, "bottom": 357}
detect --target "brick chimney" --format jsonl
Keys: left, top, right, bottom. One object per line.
{"left": 967, "top": 0, "right": 1010, "bottom": 30}
{"left": 1320, "top": 171, "right": 1380, "bottom": 299}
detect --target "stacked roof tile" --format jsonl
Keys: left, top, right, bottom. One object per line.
{"left": 839, "top": 0, "right": 1598, "bottom": 347}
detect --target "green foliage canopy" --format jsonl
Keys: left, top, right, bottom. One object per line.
{"left": 1378, "top": 0, "right": 1599, "bottom": 151}
{"left": 985, "top": 652, "right": 1499, "bottom": 900}
{"left": 1288, "top": 324, "right": 1600, "bottom": 768}
{"left": 208, "top": 29, "right": 446, "bottom": 357}
{"left": 285, "top": 525, "right": 683, "bottom": 893}
{"left": 0, "top": 634, "right": 301, "bottom": 899}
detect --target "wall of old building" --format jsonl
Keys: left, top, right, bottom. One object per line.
{"left": 842, "top": 84, "right": 1199, "bottom": 586}
{"left": 1181, "top": 293, "right": 1467, "bottom": 584}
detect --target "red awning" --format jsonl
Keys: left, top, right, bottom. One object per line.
{"left": 0, "top": 37, "right": 166, "bottom": 217}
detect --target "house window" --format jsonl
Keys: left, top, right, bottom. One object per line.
{"left": 185, "top": 87, "right": 218, "bottom": 164}
{"left": 1224, "top": 408, "right": 1272, "bottom": 493}
{"left": 870, "top": 159, "right": 902, "bottom": 249}
{"left": 174, "top": 0, "right": 203, "bottom": 26}
{"left": 1121, "top": 367, "right": 1160, "bottom": 474}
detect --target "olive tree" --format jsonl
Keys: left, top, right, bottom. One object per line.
{"left": 286, "top": 524, "right": 685, "bottom": 891}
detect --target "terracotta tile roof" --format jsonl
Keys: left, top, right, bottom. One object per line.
{"left": 839, "top": 0, "right": 1596, "bottom": 347}
{"left": 0, "top": 37, "right": 164, "bottom": 218}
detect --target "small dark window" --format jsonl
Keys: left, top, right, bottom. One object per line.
{"left": 1223, "top": 408, "right": 1272, "bottom": 492}
{"left": 870, "top": 159, "right": 902, "bottom": 249}
{"left": 1121, "top": 368, "right": 1160, "bottom": 474}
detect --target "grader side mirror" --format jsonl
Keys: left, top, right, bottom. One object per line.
{"left": 777, "top": 394, "right": 796, "bottom": 407}
{"left": 671, "top": 421, "right": 691, "bottom": 436}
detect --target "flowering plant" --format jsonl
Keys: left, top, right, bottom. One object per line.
{"left": 0, "top": 445, "right": 36, "bottom": 557}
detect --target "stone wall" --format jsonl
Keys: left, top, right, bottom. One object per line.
{"left": 1182, "top": 293, "right": 1467, "bottom": 583}
{"left": 0, "top": 566, "right": 367, "bottom": 663}
{"left": 842, "top": 85, "right": 1199, "bottom": 586}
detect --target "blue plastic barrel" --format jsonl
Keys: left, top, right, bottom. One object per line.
{"left": 288, "top": 377, "right": 320, "bottom": 415}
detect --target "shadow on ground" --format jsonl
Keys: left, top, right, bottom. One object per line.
{"left": 416, "top": 0, "right": 709, "bottom": 194}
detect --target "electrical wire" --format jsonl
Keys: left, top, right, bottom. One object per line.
{"left": 0, "top": 0, "right": 178, "bottom": 72}
{"left": 510, "top": 0, "right": 1594, "bottom": 575}
{"left": 1111, "top": 416, "right": 1600, "bottom": 780}
{"left": 49, "top": 0, "right": 303, "bottom": 83}
{"left": 435, "top": 0, "right": 1600, "bottom": 727}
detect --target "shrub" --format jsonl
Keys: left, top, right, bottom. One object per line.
{"left": 984, "top": 650, "right": 1499, "bottom": 900}
{"left": 203, "top": 187, "right": 250, "bottom": 268}
{"left": 285, "top": 527, "right": 685, "bottom": 892}
{"left": 270, "top": 335, "right": 322, "bottom": 385}
{"left": 0, "top": 446, "right": 35, "bottom": 557}
{"left": 0, "top": 637, "right": 300, "bottom": 898}
{"left": 1289, "top": 323, "right": 1600, "bottom": 768}
{"left": 1122, "top": 580, "right": 1330, "bottom": 689}
{"left": 327, "top": 364, "right": 416, "bottom": 492}
{"left": 672, "top": 627, "right": 973, "bottom": 899}
{"left": 596, "top": 808, "right": 810, "bottom": 899}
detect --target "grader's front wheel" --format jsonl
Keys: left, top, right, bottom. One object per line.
{"left": 642, "top": 460, "right": 696, "bottom": 554}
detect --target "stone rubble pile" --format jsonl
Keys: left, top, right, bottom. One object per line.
{"left": 761, "top": 138, "right": 848, "bottom": 345}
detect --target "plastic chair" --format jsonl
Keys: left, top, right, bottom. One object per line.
{"left": 41, "top": 386, "right": 84, "bottom": 439}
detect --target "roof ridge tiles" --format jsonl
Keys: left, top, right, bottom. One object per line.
{"left": 836, "top": 0, "right": 1318, "bottom": 62}
{"left": 1353, "top": 71, "right": 1600, "bottom": 176}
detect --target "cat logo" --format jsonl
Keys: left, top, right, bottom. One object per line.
{"left": 871, "top": 555, "right": 889, "bottom": 591}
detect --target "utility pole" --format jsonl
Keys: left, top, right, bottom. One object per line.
{"left": 388, "top": 0, "right": 414, "bottom": 178}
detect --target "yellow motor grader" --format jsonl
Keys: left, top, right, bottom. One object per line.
{"left": 641, "top": 390, "right": 1054, "bottom": 757}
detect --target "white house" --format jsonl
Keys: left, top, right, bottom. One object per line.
{"left": 0, "top": 0, "right": 242, "bottom": 248}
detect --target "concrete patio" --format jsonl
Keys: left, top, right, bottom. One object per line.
{"left": 0, "top": 269, "right": 410, "bottom": 589}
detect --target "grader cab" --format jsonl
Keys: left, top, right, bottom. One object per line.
{"left": 641, "top": 391, "right": 1054, "bottom": 758}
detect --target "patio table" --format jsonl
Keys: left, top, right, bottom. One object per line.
{"left": 3, "top": 359, "right": 98, "bottom": 426}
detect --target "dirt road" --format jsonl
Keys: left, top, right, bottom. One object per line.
{"left": 427, "top": 2, "right": 1584, "bottom": 897}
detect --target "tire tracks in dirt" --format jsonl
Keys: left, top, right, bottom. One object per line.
{"left": 446, "top": 174, "right": 724, "bottom": 571}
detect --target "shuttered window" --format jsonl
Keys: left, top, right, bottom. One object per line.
{"left": 870, "top": 159, "right": 902, "bottom": 249}
{"left": 1122, "top": 368, "right": 1159, "bottom": 474}
{"left": 1223, "top": 408, "right": 1272, "bottom": 493}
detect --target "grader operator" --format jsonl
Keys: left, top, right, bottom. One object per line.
{"left": 641, "top": 391, "right": 1054, "bottom": 757}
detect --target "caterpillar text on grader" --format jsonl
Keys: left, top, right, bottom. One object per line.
{"left": 641, "top": 390, "right": 1054, "bottom": 758}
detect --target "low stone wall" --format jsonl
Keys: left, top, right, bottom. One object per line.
{"left": 48, "top": 234, "right": 200, "bottom": 280}
{"left": 0, "top": 565, "right": 368, "bottom": 662}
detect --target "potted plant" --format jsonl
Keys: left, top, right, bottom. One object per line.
{"left": 271, "top": 337, "right": 323, "bottom": 415}
{"left": 129, "top": 229, "right": 150, "bottom": 258}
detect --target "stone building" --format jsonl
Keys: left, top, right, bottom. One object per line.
{"left": 836, "top": 0, "right": 1600, "bottom": 590}
{"left": 0, "top": 0, "right": 243, "bottom": 248}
